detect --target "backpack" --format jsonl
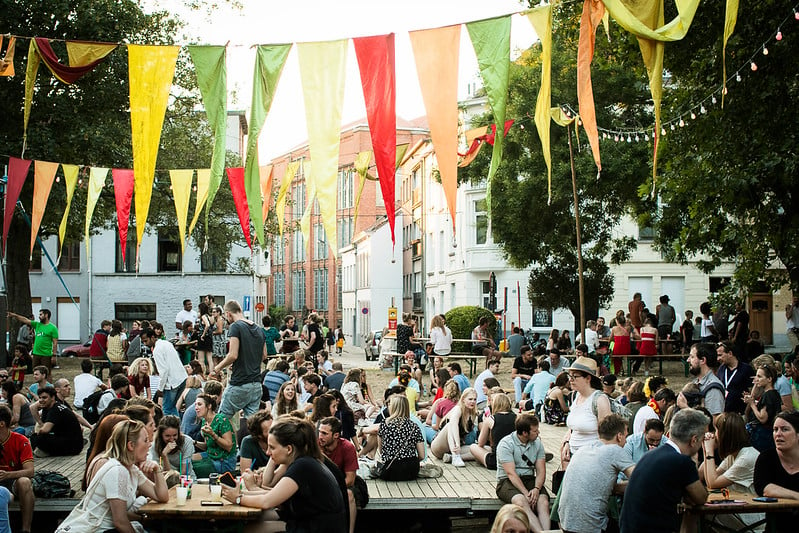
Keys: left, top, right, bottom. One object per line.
{"left": 82, "top": 389, "right": 113, "bottom": 424}
{"left": 591, "top": 390, "right": 632, "bottom": 420}
{"left": 32, "top": 470, "right": 74, "bottom": 498}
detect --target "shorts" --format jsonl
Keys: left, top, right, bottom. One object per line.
{"left": 496, "top": 475, "right": 549, "bottom": 503}
{"left": 0, "top": 478, "right": 18, "bottom": 494}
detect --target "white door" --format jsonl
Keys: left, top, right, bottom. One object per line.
{"left": 628, "top": 277, "right": 653, "bottom": 309}
{"left": 56, "top": 299, "right": 81, "bottom": 342}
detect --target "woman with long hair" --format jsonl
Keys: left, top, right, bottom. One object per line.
{"left": 432, "top": 367, "right": 452, "bottom": 402}
{"left": 176, "top": 360, "right": 205, "bottom": 413}
{"left": 341, "top": 369, "right": 378, "bottom": 420}
{"left": 149, "top": 415, "right": 195, "bottom": 478}
{"left": 561, "top": 357, "right": 610, "bottom": 468}
{"left": 0, "top": 380, "right": 35, "bottom": 437}
{"left": 543, "top": 372, "right": 571, "bottom": 426}
{"left": 191, "top": 393, "right": 237, "bottom": 475}
{"left": 211, "top": 306, "right": 227, "bottom": 363}
{"left": 106, "top": 319, "right": 128, "bottom": 363}
{"left": 359, "top": 368, "right": 379, "bottom": 411}
{"left": 557, "top": 330, "right": 572, "bottom": 353}
{"left": 610, "top": 317, "right": 635, "bottom": 375}
{"left": 311, "top": 394, "right": 338, "bottom": 425}
{"left": 377, "top": 394, "right": 425, "bottom": 481}
{"left": 431, "top": 388, "right": 479, "bottom": 467}
{"left": 489, "top": 504, "right": 530, "bottom": 533}
{"left": 701, "top": 412, "right": 763, "bottom": 531}
{"left": 429, "top": 315, "right": 453, "bottom": 356}
{"left": 546, "top": 329, "right": 560, "bottom": 351}
{"left": 239, "top": 410, "right": 273, "bottom": 472}
{"left": 60, "top": 420, "right": 168, "bottom": 533}
{"left": 83, "top": 414, "right": 130, "bottom": 490}
{"left": 470, "top": 392, "right": 517, "bottom": 468}
{"left": 424, "top": 379, "right": 460, "bottom": 443}
{"left": 753, "top": 412, "right": 799, "bottom": 531}
{"left": 428, "top": 356, "right": 446, "bottom": 396}
{"left": 195, "top": 302, "right": 215, "bottom": 373}
{"left": 744, "top": 364, "right": 781, "bottom": 452}
{"left": 221, "top": 417, "right": 347, "bottom": 533}
{"left": 271, "top": 381, "right": 301, "bottom": 418}
{"left": 329, "top": 389, "right": 357, "bottom": 441}
{"left": 127, "top": 357, "right": 153, "bottom": 400}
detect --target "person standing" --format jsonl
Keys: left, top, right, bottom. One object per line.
{"left": 140, "top": 328, "right": 188, "bottom": 416}
{"left": 214, "top": 300, "right": 267, "bottom": 418}
{"left": 729, "top": 301, "right": 750, "bottom": 359}
{"left": 628, "top": 293, "right": 644, "bottom": 332}
{"left": 784, "top": 294, "right": 799, "bottom": 354}
{"left": 174, "top": 298, "right": 198, "bottom": 333}
{"left": 716, "top": 341, "right": 754, "bottom": 414}
{"left": 7, "top": 310, "right": 58, "bottom": 372}
{"left": 687, "top": 343, "right": 725, "bottom": 416}
{"left": 656, "top": 295, "right": 676, "bottom": 355}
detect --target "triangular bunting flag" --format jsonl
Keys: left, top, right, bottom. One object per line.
{"left": 85, "top": 167, "right": 109, "bottom": 260}
{"left": 3, "top": 157, "right": 32, "bottom": 254}
{"left": 112, "top": 169, "right": 135, "bottom": 265}
{"left": 276, "top": 161, "right": 300, "bottom": 236}
{"left": 57, "top": 164, "right": 80, "bottom": 262}
{"left": 226, "top": 167, "right": 252, "bottom": 249}
{"left": 527, "top": 4, "right": 554, "bottom": 203}
{"left": 30, "top": 160, "right": 59, "bottom": 257}
{"left": 169, "top": 169, "right": 194, "bottom": 256}
{"left": 260, "top": 165, "right": 274, "bottom": 225}
{"left": 188, "top": 169, "right": 211, "bottom": 236}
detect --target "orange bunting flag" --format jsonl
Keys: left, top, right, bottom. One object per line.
{"left": 0, "top": 36, "right": 16, "bottom": 76}
{"left": 409, "top": 25, "right": 460, "bottom": 233}
{"left": 259, "top": 165, "right": 274, "bottom": 224}
{"left": 577, "top": 0, "right": 605, "bottom": 176}
{"left": 112, "top": 169, "right": 135, "bottom": 265}
{"left": 30, "top": 160, "right": 59, "bottom": 257}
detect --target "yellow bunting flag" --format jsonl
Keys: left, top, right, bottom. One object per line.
{"left": 722, "top": 0, "right": 739, "bottom": 107}
{"left": 410, "top": 25, "right": 460, "bottom": 233}
{"left": 85, "top": 167, "right": 109, "bottom": 259}
{"left": 57, "top": 164, "right": 80, "bottom": 262}
{"left": 169, "top": 169, "right": 194, "bottom": 256}
{"left": 353, "top": 151, "right": 373, "bottom": 225}
{"left": 298, "top": 40, "right": 348, "bottom": 257}
{"left": 259, "top": 165, "right": 274, "bottom": 224}
{"left": 276, "top": 161, "right": 299, "bottom": 236}
{"left": 527, "top": 4, "right": 554, "bottom": 204}
{"left": 23, "top": 40, "right": 41, "bottom": 155}
{"left": 128, "top": 44, "right": 180, "bottom": 258}
{"left": 30, "top": 160, "right": 59, "bottom": 257}
{"left": 300, "top": 161, "right": 316, "bottom": 253}
{"left": 188, "top": 169, "right": 211, "bottom": 236}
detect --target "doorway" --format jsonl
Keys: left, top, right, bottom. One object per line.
{"left": 749, "top": 293, "right": 772, "bottom": 345}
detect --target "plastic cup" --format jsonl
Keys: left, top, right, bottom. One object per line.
{"left": 210, "top": 484, "right": 222, "bottom": 502}
{"left": 176, "top": 486, "right": 188, "bottom": 506}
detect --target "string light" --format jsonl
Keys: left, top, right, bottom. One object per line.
{"left": 736, "top": 73, "right": 742, "bottom": 82}
{"left": 679, "top": 118, "right": 685, "bottom": 127}
{"left": 776, "top": 30, "right": 782, "bottom": 41}
{"left": 712, "top": 95, "right": 717, "bottom": 104}
{"left": 690, "top": 112, "right": 696, "bottom": 119}
{"left": 762, "top": 46, "right": 768, "bottom": 55}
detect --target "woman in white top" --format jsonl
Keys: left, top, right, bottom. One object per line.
{"left": 701, "top": 412, "right": 763, "bottom": 530}
{"left": 429, "top": 314, "right": 452, "bottom": 356}
{"left": 57, "top": 419, "right": 168, "bottom": 533}
{"left": 699, "top": 301, "right": 718, "bottom": 342}
{"left": 560, "top": 357, "right": 610, "bottom": 468}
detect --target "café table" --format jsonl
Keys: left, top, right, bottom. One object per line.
{"left": 140, "top": 484, "right": 263, "bottom": 533}
{"left": 686, "top": 490, "right": 799, "bottom": 533}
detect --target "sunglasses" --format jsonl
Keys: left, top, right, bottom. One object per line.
{"left": 0, "top": 375, "right": 8, "bottom": 379}
{"left": 520, "top": 453, "right": 536, "bottom": 469}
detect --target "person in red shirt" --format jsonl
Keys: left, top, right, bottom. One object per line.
{"left": 319, "top": 417, "right": 359, "bottom": 533}
{"left": 0, "top": 405, "right": 34, "bottom": 533}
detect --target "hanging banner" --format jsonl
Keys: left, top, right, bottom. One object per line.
{"left": 188, "top": 46, "right": 228, "bottom": 232}
{"left": 245, "top": 45, "right": 292, "bottom": 246}
{"left": 57, "top": 164, "right": 80, "bottom": 262}
{"left": 527, "top": 4, "right": 554, "bottom": 203}
{"left": 188, "top": 168, "right": 211, "bottom": 236}
{"left": 298, "top": 40, "right": 348, "bottom": 256}
{"left": 0, "top": 36, "right": 16, "bottom": 76}
{"left": 276, "top": 160, "right": 299, "bottom": 236}
{"left": 300, "top": 163, "right": 315, "bottom": 253}
{"left": 259, "top": 164, "right": 274, "bottom": 224}
{"left": 722, "top": 0, "right": 739, "bottom": 107}
{"left": 29, "top": 160, "right": 59, "bottom": 257}
{"left": 3, "top": 157, "right": 31, "bottom": 254}
{"left": 169, "top": 169, "right": 194, "bottom": 256}
{"left": 577, "top": 0, "right": 605, "bottom": 176}
{"left": 410, "top": 25, "right": 460, "bottom": 233}
{"left": 353, "top": 34, "right": 397, "bottom": 246}
{"left": 352, "top": 151, "right": 373, "bottom": 225}
{"left": 128, "top": 44, "right": 179, "bottom": 258}
{"left": 467, "top": 16, "right": 511, "bottom": 213}
{"left": 84, "top": 167, "right": 109, "bottom": 259}
{"left": 226, "top": 167, "right": 252, "bottom": 249}
{"left": 112, "top": 169, "right": 135, "bottom": 264}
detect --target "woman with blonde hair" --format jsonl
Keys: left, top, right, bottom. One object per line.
{"left": 127, "top": 357, "right": 153, "bottom": 400}
{"left": 431, "top": 387, "right": 478, "bottom": 467}
{"left": 489, "top": 503, "right": 530, "bottom": 533}
{"left": 423, "top": 378, "right": 460, "bottom": 443}
{"left": 471, "top": 392, "right": 516, "bottom": 469}
{"left": 377, "top": 394, "right": 425, "bottom": 480}
{"left": 58, "top": 420, "right": 168, "bottom": 533}
{"left": 429, "top": 314, "right": 452, "bottom": 356}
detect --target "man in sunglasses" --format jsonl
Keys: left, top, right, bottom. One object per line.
{"left": 495, "top": 413, "right": 550, "bottom": 533}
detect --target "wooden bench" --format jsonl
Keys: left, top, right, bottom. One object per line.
{"left": 388, "top": 352, "right": 485, "bottom": 378}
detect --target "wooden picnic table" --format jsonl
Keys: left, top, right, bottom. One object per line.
{"left": 685, "top": 490, "right": 799, "bottom": 533}
{"left": 611, "top": 353, "right": 689, "bottom": 377}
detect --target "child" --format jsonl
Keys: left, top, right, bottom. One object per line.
{"left": 335, "top": 331, "right": 345, "bottom": 354}
{"left": 10, "top": 345, "right": 31, "bottom": 388}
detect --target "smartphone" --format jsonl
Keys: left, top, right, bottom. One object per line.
{"left": 219, "top": 471, "right": 237, "bottom": 487}
{"left": 200, "top": 500, "right": 224, "bottom": 506}
{"left": 753, "top": 497, "right": 778, "bottom": 503}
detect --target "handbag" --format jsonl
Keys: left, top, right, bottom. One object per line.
{"left": 551, "top": 467, "right": 566, "bottom": 494}
{"left": 368, "top": 456, "right": 397, "bottom": 479}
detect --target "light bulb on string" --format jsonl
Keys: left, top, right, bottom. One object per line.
{"left": 700, "top": 105, "right": 707, "bottom": 114}
{"left": 635, "top": 135, "right": 640, "bottom": 142}
{"left": 626, "top": 135, "right": 631, "bottom": 142}
{"left": 644, "top": 134, "right": 649, "bottom": 141}
{"left": 763, "top": 46, "right": 768, "bottom": 55}
{"left": 670, "top": 123, "right": 676, "bottom": 131}
{"left": 55, "top": 177, "right": 60, "bottom": 183}
{"left": 776, "top": 30, "right": 783, "bottom": 41}
{"left": 736, "top": 73, "right": 742, "bottom": 82}
{"left": 751, "top": 61, "right": 758, "bottom": 71}
{"left": 691, "top": 112, "right": 696, "bottom": 120}
{"left": 722, "top": 86, "right": 728, "bottom": 95}
{"left": 795, "top": 9, "right": 799, "bottom": 20}
{"left": 519, "top": 124, "right": 524, "bottom": 130}
{"left": 614, "top": 135, "right": 619, "bottom": 142}
{"left": 679, "top": 119, "right": 685, "bottom": 127}
{"left": 712, "top": 95, "right": 717, "bottom": 104}
{"left": 661, "top": 128, "right": 667, "bottom": 136}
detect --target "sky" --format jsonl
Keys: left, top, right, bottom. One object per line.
{"left": 144, "top": 0, "right": 538, "bottom": 160}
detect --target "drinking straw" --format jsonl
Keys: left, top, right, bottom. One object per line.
{"left": 179, "top": 452, "right": 182, "bottom": 475}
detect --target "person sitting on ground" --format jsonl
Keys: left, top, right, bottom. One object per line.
{"left": 329, "top": 389, "right": 358, "bottom": 442}
{"left": 389, "top": 363, "right": 422, "bottom": 395}
{"left": 73, "top": 358, "right": 106, "bottom": 411}
{"left": 558, "top": 413, "right": 636, "bottom": 533}
{"left": 1, "top": 381, "right": 36, "bottom": 438}
{"left": 323, "top": 362, "right": 346, "bottom": 392}
{"left": 471, "top": 392, "right": 517, "bottom": 469}
{"left": 489, "top": 504, "right": 530, "bottom": 533}
{"left": 319, "top": 416, "right": 361, "bottom": 533}
{"left": 341, "top": 369, "right": 378, "bottom": 422}
{"left": 495, "top": 413, "right": 550, "bottom": 533}
{"left": 377, "top": 395, "right": 425, "bottom": 481}
{"left": 632, "top": 387, "right": 677, "bottom": 435}
{"left": 191, "top": 394, "right": 237, "bottom": 476}
{"left": 447, "top": 362, "right": 471, "bottom": 393}
{"left": 431, "top": 387, "right": 479, "bottom": 467}
{"left": 97, "top": 374, "right": 133, "bottom": 416}
{"left": 263, "top": 359, "right": 292, "bottom": 404}
{"left": 127, "top": 357, "right": 153, "bottom": 400}
{"left": 0, "top": 405, "right": 34, "bottom": 533}
{"left": 310, "top": 394, "right": 339, "bottom": 426}
{"left": 423, "top": 379, "right": 460, "bottom": 444}
{"left": 84, "top": 414, "right": 130, "bottom": 489}
{"left": 431, "top": 367, "right": 452, "bottom": 402}
{"left": 29, "top": 386, "right": 83, "bottom": 457}
{"left": 601, "top": 374, "right": 621, "bottom": 400}
{"left": 544, "top": 348, "right": 570, "bottom": 376}
{"left": 302, "top": 373, "right": 324, "bottom": 411}
{"left": 542, "top": 372, "right": 571, "bottom": 426}
{"left": 57, "top": 420, "right": 168, "bottom": 533}
{"left": 623, "top": 381, "right": 648, "bottom": 435}
{"left": 51, "top": 378, "right": 93, "bottom": 431}
{"left": 271, "top": 381, "right": 302, "bottom": 419}
{"left": 520, "top": 360, "right": 555, "bottom": 412}
{"left": 474, "top": 359, "right": 500, "bottom": 411}
{"left": 428, "top": 356, "right": 446, "bottom": 397}
{"left": 316, "top": 351, "right": 334, "bottom": 376}
{"left": 24, "top": 366, "right": 51, "bottom": 402}
{"left": 240, "top": 410, "right": 273, "bottom": 472}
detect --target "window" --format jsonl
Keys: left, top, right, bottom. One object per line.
{"left": 272, "top": 238, "right": 285, "bottom": 265}
{"left": 709, "top": 277, "right": 731, "bottom": 294}
{"left": 115, "top": 227, "right": 137, "bottom": 272}
{"left": 338, "top": 168, "right": 354, "bottom": 209}
{"left": 30, "top": 241, "right": 42, "bottom": 272}
{"left": 336, "top": 264, "right": 342, "bottom": 308}
{"left": 291, "top": 231, "right": 306, "bottom": 263}
{"left": 201, "top": 243, "right": 228, "bottom": 272}
{"left": 57, "top": 297, "right": 80, "bottom": 340}
{"left": 292, "top": 270, "right": 306, "bottom": 311}
{"left": 481, "top": 280, "right": 491, "bottom": 308}
{"left": 315, "top": 224, "right": 328, "bottom": 260}
{"left": 338, "top": 217, "right": 354, "bottom": 248}
{"left": 292, "top": 183, "right": 306, "bottom": 218}
{"left": 57, "top": 240, "right": 81, "bottom": 271}
{"left": 314, "top": 268, "right": 328, "bottom": 310}
{"left": 158, "top": 229, "right": 182, "bottom": 272}
{"left": 475, "top": 199, "right": 488, "bottom": 245}
{"left": 273, "top": 272, "right": 285, "bottom": 307}
{"left": 638, "top": 222, "right": 655, "bottom": 241}
{"left": 115, "top": 303, "right": 157, "bottom": 332}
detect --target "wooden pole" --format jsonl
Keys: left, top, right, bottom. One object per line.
{"left": 566, "top": 122, "right": 586, "bottom": 346}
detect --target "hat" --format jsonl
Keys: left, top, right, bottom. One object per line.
{"left": 570, "top": 356, "right": 598, "bottom": 377}
{"left": 601, "top": 374, "right": 617, "bottom": 386}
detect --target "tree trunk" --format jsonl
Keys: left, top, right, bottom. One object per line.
{"left": 5, "top": 215, "right": 32, "bottom": 359}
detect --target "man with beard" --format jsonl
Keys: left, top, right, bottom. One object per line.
{"left": 687, "top": 343, "right": 725, "bottom": 415}
{"left": 716, "top": 340, "right": 754, "bottom": 414}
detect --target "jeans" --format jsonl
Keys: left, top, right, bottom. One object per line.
{"left": 162, "top": 380, "right": 187, "bottom": 416}
{"left": 218, "top": 381, "right": 262, "bottom": 418}
{"left": 513, "top": 377, "right": 530, "bottom": 404}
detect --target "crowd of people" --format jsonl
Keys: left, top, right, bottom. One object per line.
{"left": 2, "top": 295, "right": 799, "bottom": 533}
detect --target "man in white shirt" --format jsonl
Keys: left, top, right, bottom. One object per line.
{"left": 545, "top": 348, "right": 570, "bottom": 376}
{"left": 632, "top": 388, "right": 676, "bottom": 435}
{"left": 174, "top": 299, "right": 198, "bottom": 332}
{"left": 474, "top": 360, "right": 500, "bottom": 409}
{"left": 141, "top": 328, "right": 188, "bottom": 416}
{"left": 584, "top": 321, "right": 599, "bottom": 353}
{"left": 73, "top": 358, "right": 106, "bottom": 409}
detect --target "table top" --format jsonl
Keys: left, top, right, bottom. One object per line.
{"left": 691, "top": 490, "right": 799, "bottom": 514}
{"left": 140, "top": 485, "right": 262, "bottom": 519}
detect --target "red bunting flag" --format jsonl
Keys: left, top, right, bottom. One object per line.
{"left": 3, "top": 157, "right": 32, "bottom": 255}
{"left": 112, "top": 169, "right": 135, "bottom": 264}
{"left": 32, "top": 38, "right": 117, "bottom": 84}
{"left": 353, "top": 34, "right": 397, "bottom": 246}
{"left": 226, "top": 167, "right": 252, "bottom": 249}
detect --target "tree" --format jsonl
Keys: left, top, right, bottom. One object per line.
{"left": 645, "top": 0, "right": 799, "bottom": 293}
{"left": 461, "top": 3, "right": 654, "bottom": 329}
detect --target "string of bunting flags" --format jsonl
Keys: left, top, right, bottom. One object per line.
{"left": 1, "top": 0, "right": 761, "bottom": 267}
